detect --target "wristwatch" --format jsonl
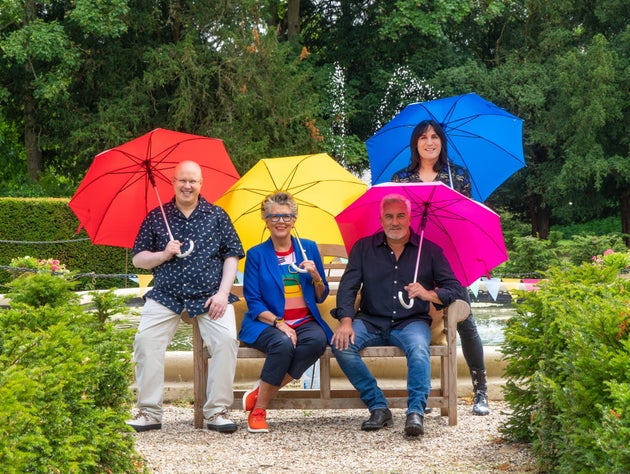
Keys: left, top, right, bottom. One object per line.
{"left": 273, "top": 317, "right": 284, "bottom": 327}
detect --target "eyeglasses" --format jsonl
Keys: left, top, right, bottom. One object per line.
{"left": 175, "top": 179, "right": 201, "bottom": 186}
{"left": 265, "top": 213, "right": 296, "bottom": 223}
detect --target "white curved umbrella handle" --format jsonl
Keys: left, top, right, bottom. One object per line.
{"left": 398, "top": 290, "right": 414, "bottom": 309}
{"left": 176, "top": 239, "right": 195, "bottom": 258}
{"left": 289, "top": 262, "right": 308, "bottom": 273}
{"left": 290, "top": 229, "right": 309, "bottom": 273}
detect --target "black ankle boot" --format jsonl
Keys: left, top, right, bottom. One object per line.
{"left": 471, "top": 369, "right": 490, "bottom": 416}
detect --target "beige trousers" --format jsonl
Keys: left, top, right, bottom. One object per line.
{"left": 133, "top": 298, "right": 238, "bottom": 421}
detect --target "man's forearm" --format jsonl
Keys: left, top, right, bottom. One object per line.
{"left": 132, "top": 250, "right": 169, "bottom": 270}
{"left": 217, "top": 256, "right": 239, "bottom": 295}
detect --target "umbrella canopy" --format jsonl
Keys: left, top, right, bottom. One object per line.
{"left": 367, "top": 92, "right": 525, "bottom": 202}
{"left": 334, "top": 182, "right": 508, "bottom": 287}
{"left": 69, "top": 128, "right": 239, "bottom": 248}
{"left": 214, "top": 153, "right": 366, "bottom": 271}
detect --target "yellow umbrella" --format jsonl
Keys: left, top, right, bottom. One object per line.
{"left": 215, "top": 153, "right": 367, "bottom": 271}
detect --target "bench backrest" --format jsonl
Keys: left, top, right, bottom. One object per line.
{"left": 317, "top": 243, "right": 347, "bottom": 286}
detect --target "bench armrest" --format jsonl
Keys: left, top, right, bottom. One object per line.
{"left": 445, "top": 299, "right": 470, "bottom": 323}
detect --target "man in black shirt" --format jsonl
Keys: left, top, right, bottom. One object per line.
{"left": 331, "top": 193, "right": 463, "bottom": 437}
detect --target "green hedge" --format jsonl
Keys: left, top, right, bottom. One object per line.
{"left": 0, "top": 198, "right": 142, "bottom": 291}
{"left": 501, "top": 253, "right": 630, "bottom": 473}
{"left": 0, "top": 273, "right": 146, "bottom": 473}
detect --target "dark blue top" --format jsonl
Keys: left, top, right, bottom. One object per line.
{"left": 391, "top": 162, "right": 472, "bottom": 198}
{"left": 333, "top": 230, "right": 464, "bottom": 331}
{"left": 133, "top": 196, "right": 244, "bottom": 317}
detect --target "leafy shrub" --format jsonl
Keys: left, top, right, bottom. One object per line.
{"left": 0, "top": 274, "right": 146, "bottom": 473}
{"left": 9, "top": 255, "right": 70, "bottom": 275}
{"left": 496, "top": 235, "right": 561, "bottom": 277}
{"left": 496, "top": 208, "right": 531, "bottom": 249}
{"left": 88, "top": 288, "right": 132, "bottom": 326}
{"left": 551, "top": 215, "right": 622, "bottom": 239}
{"left": 561, "top": 233, "right": 627, "bottom": 266}
{"left": 501, "top": 256, "right": 630, "bottom": 473}
{"left": 5, "top": 273, "right": 78, "bottom": 308}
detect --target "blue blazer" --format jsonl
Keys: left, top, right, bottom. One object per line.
{"left": 238, "top": 237, "right": 334, "bottom": 344}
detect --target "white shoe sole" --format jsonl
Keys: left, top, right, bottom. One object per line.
{"left": 247, "top": 425, "right": 269, "bottom": 433}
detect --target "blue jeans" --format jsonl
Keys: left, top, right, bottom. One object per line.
{"left": 332, "top": 319, "right": 431, "bottom": 415}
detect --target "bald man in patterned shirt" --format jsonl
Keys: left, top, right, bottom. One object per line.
{"left": 126, "top": 160, "right": 244, "bottom": 433}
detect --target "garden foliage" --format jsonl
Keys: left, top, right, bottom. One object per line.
{"left": 501, "top": 252, "right": 630, "bottom": 473}
{"left": 0, "top": 273, "right": 146, "bottom": 473}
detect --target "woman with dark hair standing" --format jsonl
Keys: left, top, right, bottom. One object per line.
{"left": 391, "top": 120, "right": 472, "bottom": 197}
{"left": 391, "top": 119, "right": 490, "bottom": 416}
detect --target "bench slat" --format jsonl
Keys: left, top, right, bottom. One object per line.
{"left": 208, "top": 345, "right": 450, "bottom": 359}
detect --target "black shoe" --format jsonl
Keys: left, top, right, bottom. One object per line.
{"left": 424, "top": 407, "right": 433, "bottom": 414}
{"left": 404, "top": 413, "right": 424, "bottom": 437}
{"left": 361, "top": 408, "right": 393, "bottom": 431}
{"left": 472, "top": 390, "right": 490, "bottom": 416}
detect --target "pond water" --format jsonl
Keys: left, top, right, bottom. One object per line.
{"left": 117, "top": 302, "right": 515, "bottom": 351}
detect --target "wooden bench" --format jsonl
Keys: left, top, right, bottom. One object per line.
{"left": 189, "top": 299, "right": 467, "bottom": 428}
{"left": 187, "top": 244, "right": 466, "bottom": 428}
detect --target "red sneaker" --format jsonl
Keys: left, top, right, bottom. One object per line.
{"left": 243, "top": 380, "right": 260, "bottom": 412}
{"left": 247, "top": 408, "right": 268, "bottom": 433}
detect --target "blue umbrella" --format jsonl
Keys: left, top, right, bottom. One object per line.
{"left": 367, "top": 93, "right": 525, "bottom": 202}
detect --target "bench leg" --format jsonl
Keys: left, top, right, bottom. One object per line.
{"left": 319, "top": 352, "right": 331, "bottom": 400}
{"left": 446, "top": 322, "right": 457, "bottom": 426}
{"left": 440, "top": 354, "right": 448, "bottom": 417}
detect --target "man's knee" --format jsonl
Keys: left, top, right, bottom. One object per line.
{"left": 331, "top": 344, "right": 360, "bottom": 361}
{"left": 134, "top": 330, "right": 158, "bottom": 352}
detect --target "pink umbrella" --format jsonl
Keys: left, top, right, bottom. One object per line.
{"left": 335, "top": 182, "right": 508, "bottom": 294}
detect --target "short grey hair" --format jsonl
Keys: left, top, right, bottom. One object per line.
{"left": 380, "top": 193, "right": 411, "bottom": 215}
{"left": 260, "top": 191, "right": 298, "bottom": 219}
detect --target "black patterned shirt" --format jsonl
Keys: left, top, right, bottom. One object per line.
{"left": 391, "top": 162, "right": 472, "bottom": 198}
{"left": 133, "top": 196, "right": 244, "bottom": 317}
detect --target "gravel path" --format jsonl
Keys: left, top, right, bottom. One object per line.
{"left": 132, "top": 401, "right": 535, "bottom": 473}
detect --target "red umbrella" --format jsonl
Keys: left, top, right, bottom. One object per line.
{"left": 335, "top": 182, "right": 508, "bottom": 292}
{"left": 69, "top": 128, "right": 239, "bottom": 249}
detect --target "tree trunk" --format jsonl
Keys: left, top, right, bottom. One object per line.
{"left": 529, "top": 194, "right": 550, "bottom": 239}
{"left": 287, "top": 0, "right": 300, "bottom": 38}
{"left": 621, "top": 188, "right": 630, "bottom": 248}
{"left": 24, "top": 86, "right": 43, "bottom": 182}
{"left": 23, "top": 0, "right": 43, "bottom": 182}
